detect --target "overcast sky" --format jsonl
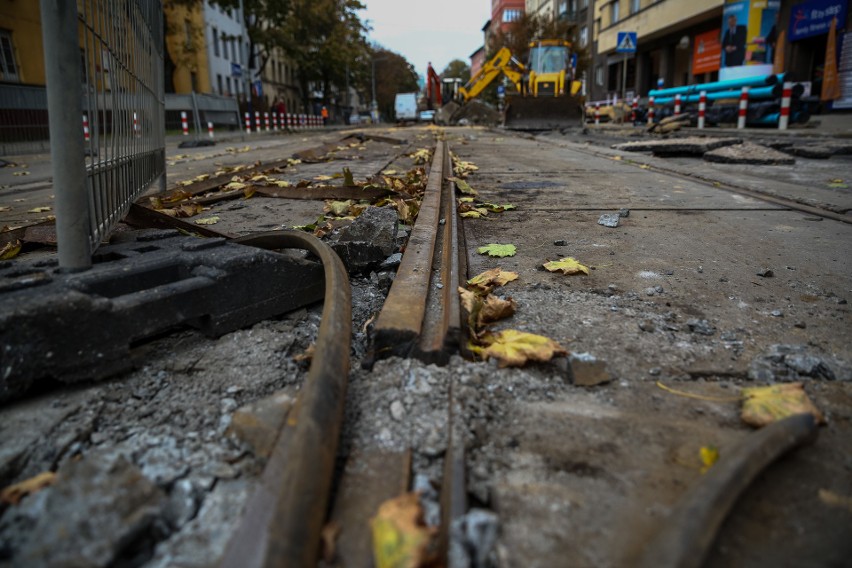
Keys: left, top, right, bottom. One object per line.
{"left": 359, "top": 0, "right": 491, "bottom": 79}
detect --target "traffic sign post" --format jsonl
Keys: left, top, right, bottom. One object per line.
{"left": 616, "top": 32, "right": 637, "bottom": 107}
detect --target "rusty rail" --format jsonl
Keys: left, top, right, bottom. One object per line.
{"left": 219, "top": 231, "right": 351, "bottom": 568}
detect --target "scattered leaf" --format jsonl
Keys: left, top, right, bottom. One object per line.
{"left": 818, "top": 489, "right": 852, "bottom": 513}
{"left": 293, "top": 343, "right": 315, "bottom": 363}
{"left": 0, "top": 206, "right": 11, "bottom": 212}
{"left": 194, "top": 216, "right": 220, "bottom": 225}
{"left": 243, "top": 186, "right": 257, "bottom": 199}
{"left": 381, "top": 169, "right": 398, "bottom": 175}
{"left": 460, "top": 211, "right": 484, "bottom": 218}
{"left": 467, "top": 268, "right": 519, "bottom": 292}
{"left": 639, "top": 164, "right": 651, "bottom": 169}
{"left": 741, "top": 383, "right": 824, "bottom": 428}
{"left": 224, "top": 181, "right": 247, "bottom": 191}
{"left": 343, "top": 167, "right": 355, "bottom": 186}
{"left": 611, "top": 155, "right": 622, "bottom": 161}
{"left": 479, "top": 294, "right": 517, "bottom": 325}
{"left": 699, "top": 446, "right": 719, "bottom": 473}
{"left": 458, "top": 197, "right": 475, "bottom": 203}
{"left": 448, "top": 176, "right": 477, "bottom": 195}
{"left": 474, "top": 329, "right": 567, "bottom": 367}
{"left": 274, "top": 180, "right": 291, "bottom": 188}
{"left": 479, "top": 202, "right": 516, "bottom": 212}
{"left": 12, "top": 171, "right": 30, "bottom": 176}
{"left": 827, "top": 182, "right": 848, "bottom": 189}
{"left": 27, "top": 206, "right": 51, "bottom": 213}
{"left": 314, "top": 175, "right": 334, "bottom": 181}
{"left": 543, "top": 257, "right": 590, "bottom": 275}
{"left": 320, "top": 521, "right": 341, "bottom": 564}
{"left": 0, "top": 239, "right": 22, "bottom": 260}
{"left": 371, "top": 492, "right": 436, "bottom": 568}
{"left": 477, "top": 243, "right": 516, "bottom": 258}
{"left": 325, "top": 200, "right": 354, "bottom": 217}
{"left": 1, "top": 472, "right": 56, "bottom": 505}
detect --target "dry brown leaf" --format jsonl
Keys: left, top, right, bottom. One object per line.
{"left": 467, "top": 267, "right": 519, "bottom": 292}
{"left": 479, "top": 295, "right": 517, "bottom": 325}
{"left": 1, "top": 471, "right": 56, "bottom": 505}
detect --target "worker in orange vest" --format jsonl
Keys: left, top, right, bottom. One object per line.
{"left": 321, "top": 105, "right": 329, "bottom": 126}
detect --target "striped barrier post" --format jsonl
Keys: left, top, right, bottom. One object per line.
{"left": 208, "top": 121, "right": 214, "bottom": 138}
{"left": 180, "top": 111, "right": 189, "bottom": 135}
{"left": 264, "top": 112, "right": 270, "bottom": 131}
{"left": 594, "top": 102, "right": 600, "bottom": 125}
{"left": 674, "top": 94, "right": 682, "bottom": 116}
{"left": 83, "top": 114, "right": 90, "bottom": 142}
{"left": 244, "top": 112, "right": 251, "bottom": 134}
{"left": 272, "top": 112, "right": 278, "bottom": 131}
{"left": 647, "top": 96, "right": 655, "bottom": 123}
{"left": 133, "top": 112, "right": 140, "bottom": 137}
{"left": 288, "top": 114, "right": 293, "bottom": 130}
{"left": 632, "top": 97, "right": 638, "bottom": 123}
{"left": 698, "top": 90, "right": 707, "bottom": 129}
{"left": 301, "top": 114, "right": 306, "bottom": 129}
{"left": 255, "top": 111, "right": 261, "bottom": 132}
{"left": 737, "top": 86, "right": 749, "bottom": 129}
{"left": 778, "top": 82, "right": 792, "bottom": 131}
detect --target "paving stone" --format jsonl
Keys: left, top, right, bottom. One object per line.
{"left": 703, "top": 142, "right": 795, "bottom": 165}
{"left": 612, "top": 136, "right": 742, "bottom": 156}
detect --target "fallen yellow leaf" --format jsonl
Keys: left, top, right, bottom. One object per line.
{"left": 0, "top": 239, "right": 22, "bottom": 260}
{"left": 194, "top": 216, "right": 220, "bottom": 225}
{"left": 474, "top": 329, "right": 567, "bottom": 368}
{"left": 699, "top": 446, "right": 719, "bottom": 473}
{"left": 741, "top": 383, "right": 824, "bottom": 428}
{"left": 27, "top": 206, "right": 51, "bottom": 213}
{"left": 371, "top": 492, "right": 436, "bottom": 568}
{"left": 224, "top": 181, "right": 247, "bottom": 191}
{"left": 543, "top": 257, "right": 589, "bottom": 275}
{"left": 479, "top": 294, "right": 517, "bottom": 325}
{"left": 467, "top": 267, "right": 519, "bottom": 292}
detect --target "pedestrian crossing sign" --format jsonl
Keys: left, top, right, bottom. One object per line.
{"left": 616, "top": 32, "right": 637, "bottom": 53}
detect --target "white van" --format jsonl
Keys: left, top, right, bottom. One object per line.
{"left": 394, "top": 93, "right": 418, "bottom": 122}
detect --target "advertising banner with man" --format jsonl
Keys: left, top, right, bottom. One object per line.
{"left": 720, "top": 0, "right": 781, "bottom": 81}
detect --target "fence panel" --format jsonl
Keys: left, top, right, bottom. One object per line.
{"left": 40, "top": 0, "right": 165, "bottom": 269}
{"left": 0, "top": 85, "right": 50, "bottom": 155}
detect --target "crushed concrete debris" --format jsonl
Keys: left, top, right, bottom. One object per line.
{"left": 335, "top": 205, "right": 399, "bottom": 256}
{"left": 747, "top": 344, "right": 849, "bottom": 382}
{"left": 612, "top": 136, "right": 741, "bottom": 156}
{"left": 449, "top": 101, "right": 502, "bottom": 126}
{"left": 686, "top": 319, "right": 716, "bottom": 336}
{"left": 598, "top": 213, "right": 621, "bottom": 228}
{"left": 703, "top": 142, "right": 795, "bottom": 165}
{"left": 756, "top": 268, "right": 774, "bottom": 277}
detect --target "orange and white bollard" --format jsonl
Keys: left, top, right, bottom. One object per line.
{"left": 647, "top": 96, "right": 655, "bottom": 124}
{"left": 264, "top": 112, "right": 270, "bottom": 131}
{"left": 737, "top": 86, "right": 749, "bottom": 129}
{"left": 181, "top": 111, "right": 189, "bottom": 135}
{"left": 594, "top": 102, "right": 600, "bottom": 125}
{"left": 244, "top": 112, "right": 251, "bottom": 134}
{"left": 83, "top": 114, "right": 90, "bottom": 142}
{"left": 778, "top": 82, "right": 792, "bottom": 131}
{"left": 698, "top": 90, "right": 707, "bottom": 129}
{"left": 674, "top": 94, "right": 682, "bottom": 116}
{"left": 208, "top": 121, "right": 214, "bottom": 138}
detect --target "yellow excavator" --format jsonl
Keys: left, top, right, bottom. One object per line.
{"left": 458, "top": 40, "right": 584, "bottom": 130}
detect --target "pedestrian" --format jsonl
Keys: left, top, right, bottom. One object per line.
{"left": 321, "top": 105, "right": 329, "bottom": 126}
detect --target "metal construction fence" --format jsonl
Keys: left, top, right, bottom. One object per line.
{"left": 40, "top": 0, "right": 166, "bottom": 269}
{"left": 165, "top": 92, "right": 241, "bottom": 135}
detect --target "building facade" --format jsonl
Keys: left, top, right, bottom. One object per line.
{"left": 591, "top": 0, "right": 852, "bottom": 104}
{"left": 492, "top": 0, "right": 526, "bottom": 35}
{"left": 203, "top": 1, "right": 249, "bottom": 100}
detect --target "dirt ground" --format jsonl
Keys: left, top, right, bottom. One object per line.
{"left": 1, "top": 125, "right": 850, "bottom": 568}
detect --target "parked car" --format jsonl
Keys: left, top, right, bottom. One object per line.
{"left": 418, "top": 109, "right": 436, "bottom": 123}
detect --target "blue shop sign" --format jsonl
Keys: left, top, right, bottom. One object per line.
{"left": 789, "top": 0, "right": 848, "bottom": 41}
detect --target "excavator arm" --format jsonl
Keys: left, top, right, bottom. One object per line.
{"left": 458, "top": 47, "right": 525, "bottom": 102}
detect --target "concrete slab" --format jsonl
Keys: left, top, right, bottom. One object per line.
{"left": 612, "top": 137, "right": 742, "bottom": 156}
{"left": 704, "top": 142, "right": 796, "bottom": 165}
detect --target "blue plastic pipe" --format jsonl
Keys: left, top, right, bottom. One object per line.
{"left": 649, "top": 74, "right": 782, "bottom": 98}
{"left": 653, "top": 85, "right": 777, "bottom": 105}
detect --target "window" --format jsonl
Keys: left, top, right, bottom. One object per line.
{"left": 212, "top": 27, "right": 219, "bottom": 57}
{"left": 595, "top": 64, "right": 604, "bottom": 86}
{"left": 580, "top": 26, "right": 588, "bottom": 47}
{"left": 630, "top": 0, "right": 640, "bottom": 14}
{"left": 232, "top": 40, "right": 239, "bottom": 63}
{"left": 190, "top": 71, "right": 198, "bottom": 92}
{"left": 217, "top": 74, "right": 223, "bottom": 94}
{"left": 610, "top": 1, "right": 619, "bottom": 24}
{"left": 221, "top": 34, "right": 228, "bottom": 60}
{"left": 226, "top": 76, "right": 232, "bottom": 95}
{"left": 503, "top": 9, "right": 522, "bottom": 22}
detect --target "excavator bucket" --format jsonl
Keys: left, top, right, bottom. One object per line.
{"left": 503, "top": 95, "right": 585, "bottom": 131}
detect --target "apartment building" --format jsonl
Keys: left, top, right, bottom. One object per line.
{"left": 204, "top": 1, "right": 250, "bottom": 100}
{"left": 491, "top": 0, "right": 526, "bottom": 35}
